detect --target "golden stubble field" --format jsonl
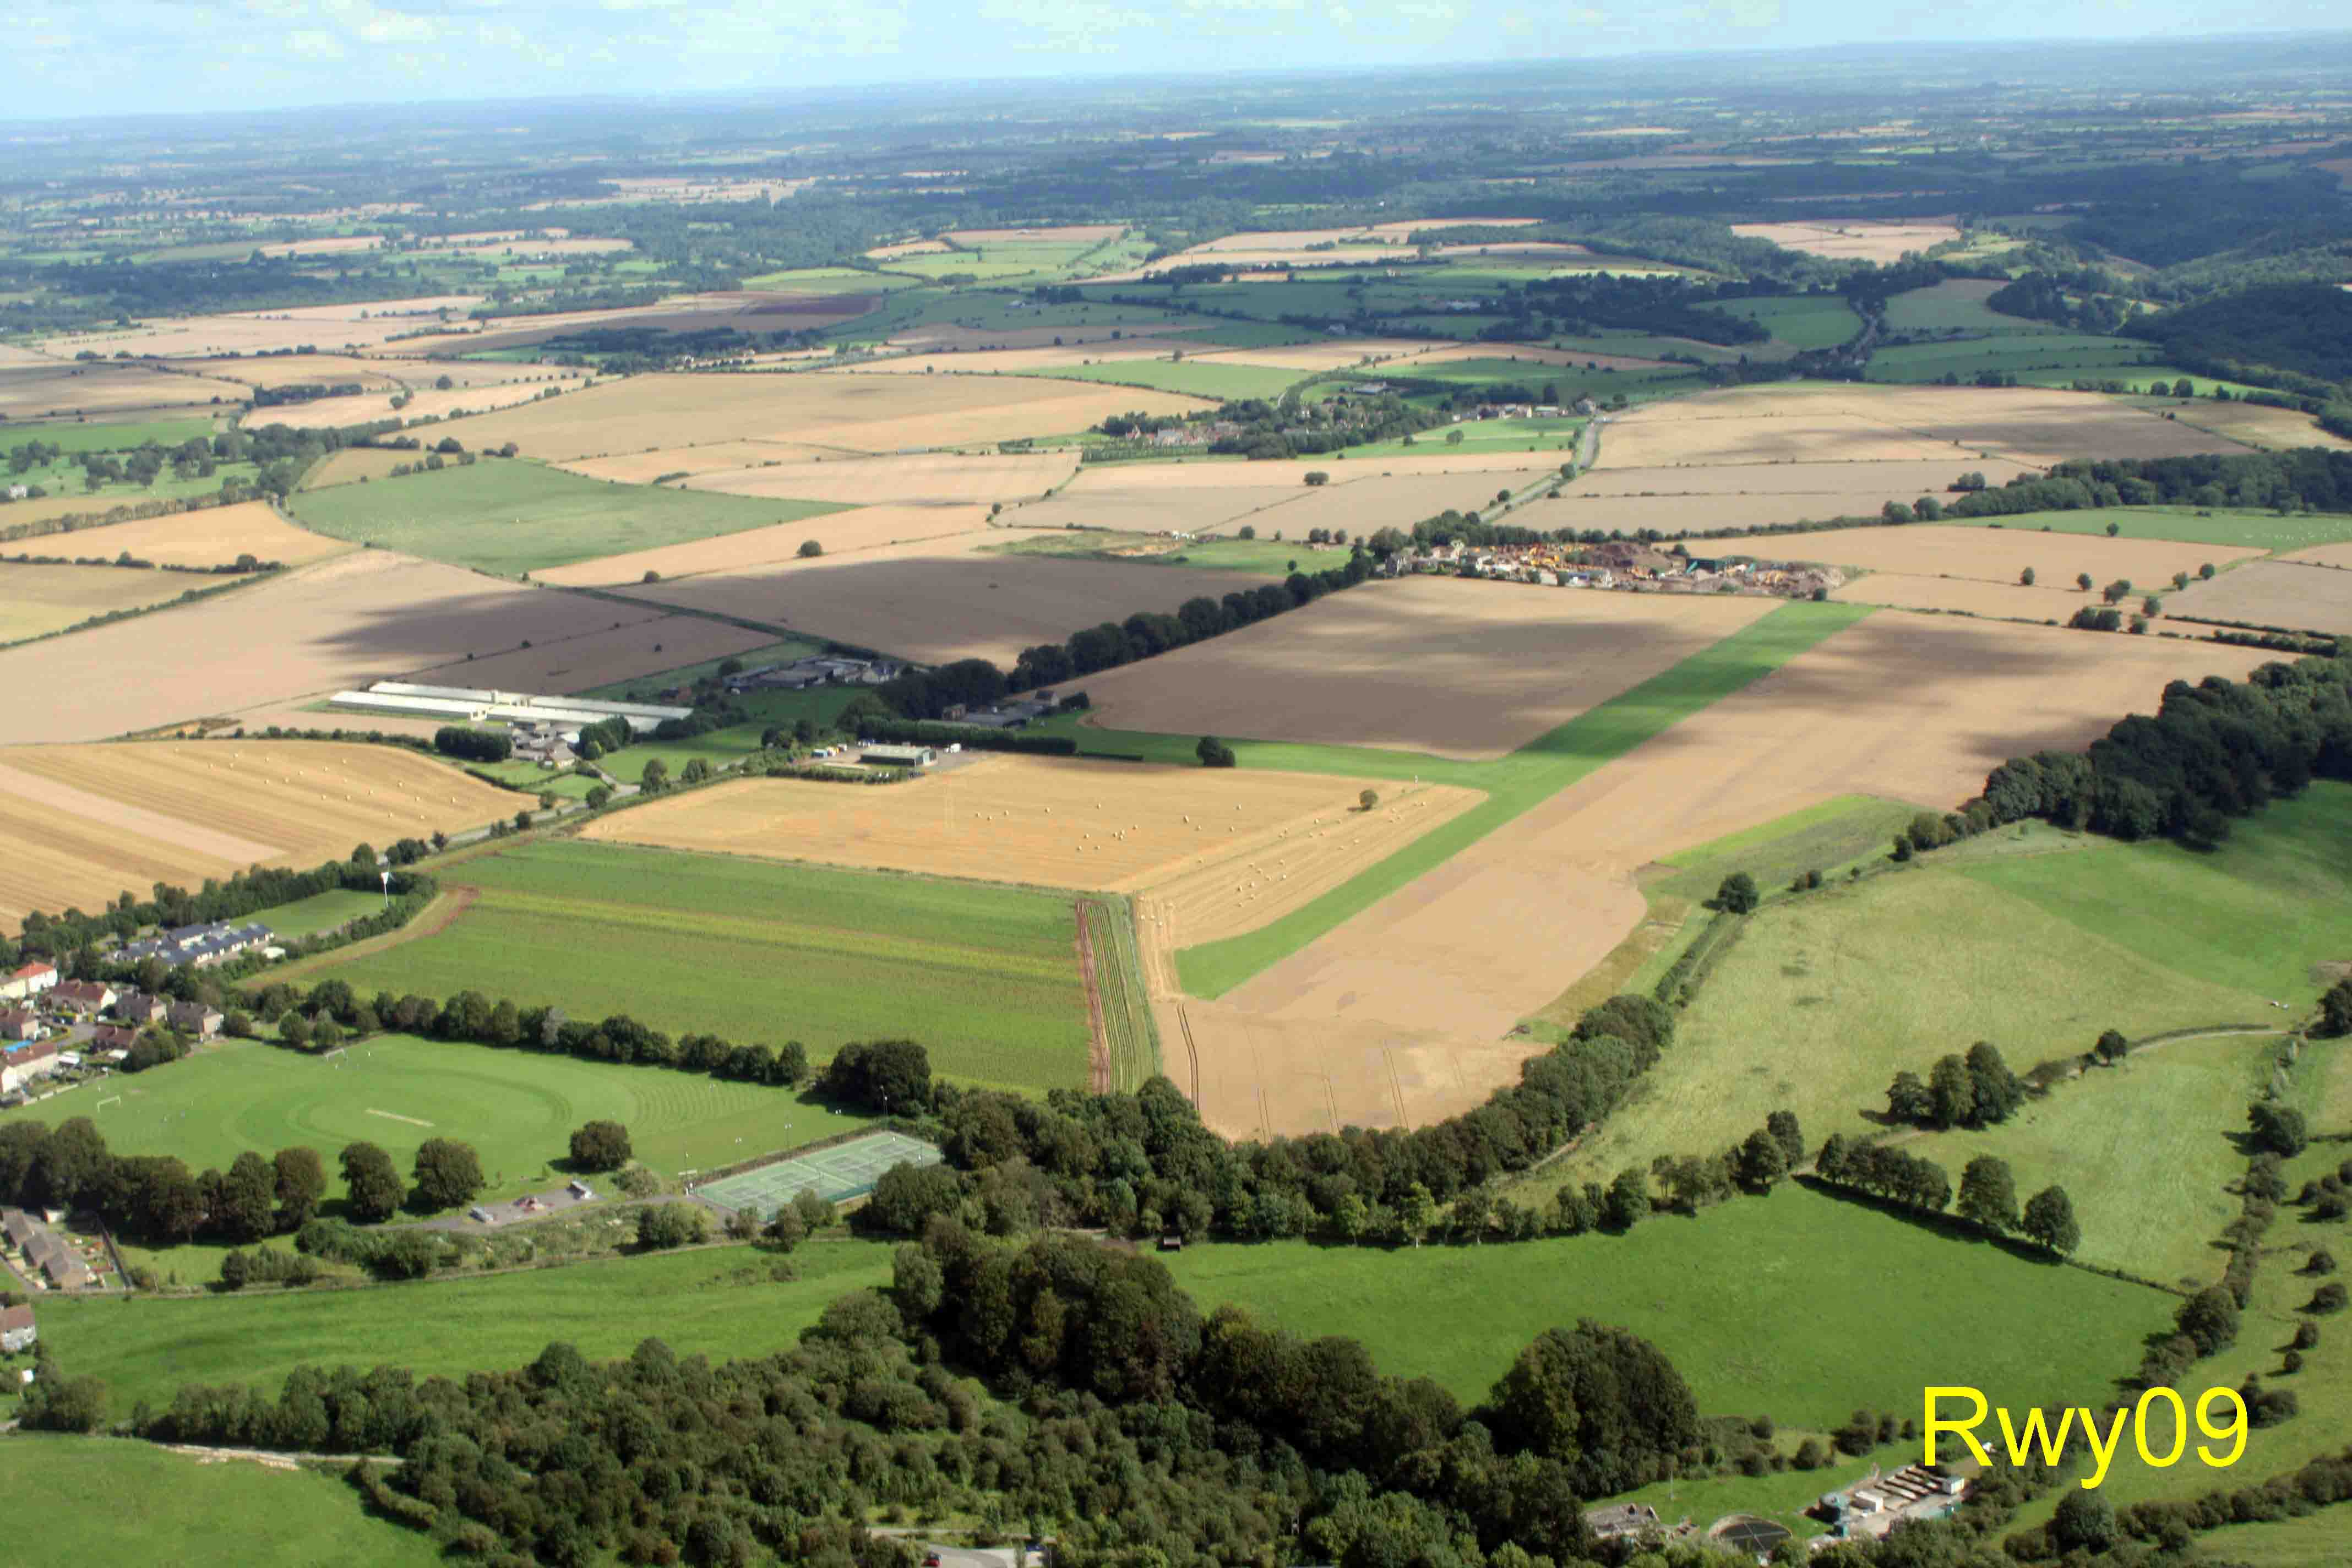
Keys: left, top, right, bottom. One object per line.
{"left": 0, "top": 549, "right": 688, "bottom": 743}
{"left": 0, "top": 565, "right": 210, "bottom": 643}
{"left": 1077, "top": 576, "right": 1782, "bottom": 758}
{"left": 2166, "top": 559, "right": 2352, "bottom": 634}
{"left": 1769, "top": 522, "right": 2263, "bottom": 587}
{"left": 1012, "top": 452, "right": 1580, "bottom": 536}
{"left": 0, "top": 742, "right": 516, "bottom": 929}
{"left": 532, "top": 507, "right": 1006, "bottom": 587}
{"left": 679, "top": 450, "right": 1080, "bottom": 507}
{"left": 421, "top": 372, "right": 1213, "bottom": 462}
{"left": 1598, "top": 382, "right": 2252, "bottom": 469}
{"left": 585, "top": 756, "right": 1481, "bottom": 922}
{"left": 611, "top": 538, "right": 1272, "bottom": 666}
{"left": 0, "top": 360, "right": 248, "bottom": 420}
{"left": 30, "top": 500, "right": 351, "bottom": 568}
{"left": 1180, "top": 612, "right": 2280, "bottom": 1139}
{"left": 252, "top": 375, "right": 588, "bottom": 432}
{"left": 843, "top": 340, "right": 1208, "bottom": 376}
{"left": 1730, "top": 217, "right": 1964, "bottom": 262}
{"left": 36, "top": 298, "right": 482, "bottom": 359}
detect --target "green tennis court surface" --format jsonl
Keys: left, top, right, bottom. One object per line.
{"left": 696, "top": 1130, "right": 943, "bottom": 1215}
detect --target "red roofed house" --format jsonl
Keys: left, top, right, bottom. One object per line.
{"left": 47, "top": 981, "right": 116, "bottom": 1016}
{"left": 0, "top": 962, "right": 58, "bottom": 1002}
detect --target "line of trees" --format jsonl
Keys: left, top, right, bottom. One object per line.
{"left": 4, "top": 851, "right": 434, "bottom": 969}
{"left": 1814, "top": 1135, "right": 2081, "bottom": 1257}
{"left": 1968, "top": 650, "right": 2352, "bottom": 847}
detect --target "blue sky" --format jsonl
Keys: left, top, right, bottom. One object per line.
{"left": 10, "top": 1, "right": 2349, "bottom": 121}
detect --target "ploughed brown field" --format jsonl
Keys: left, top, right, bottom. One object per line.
{"left": 607, "top": 541, "right": 1271, "bottom": 667}
{"left": 532, "top": 507, "right": 1006, "bottom": 588}
{"left": 0, "top": 742, "right": 516, "bottom": 929}
{"left": 413, "top": 372, "right": 1213, "bottom": 463}
{"left": 1077, "top": 576, "right": 1783, "bottom": 759}
{"left": 1162, "top": 612, "right": 2280, "bottom": 1140}
{"left": 1598, "top": 382, "right": 2252, "bottom": 469}
{"left": 0, "top": 549, "right": 699, "bottom": 743}
{"left": 584, "top": 756, "right": 1480, "bottom": 927}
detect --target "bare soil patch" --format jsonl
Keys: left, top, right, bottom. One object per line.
{"left": 609, "top": 540, "right": 1270, "bottom": 665}
{"left": 2120, "top": 396, "right": 2352, "bottom": 453}
{"left": 0, "top": 549, "right": 673, "bottom": 742}
{"left": 1079, "top": 576, "right": 1782, "bottom": 759}
{"left": 420, "top": 373, "right": 1212, "bottom": 463}
{"left": 1732, "top": 217, "right": 1963, "bottom": 263}
{"left": 2166, "top": 559, "right": 2352, "bottom": 634}
{"left": 0, "top": 742, "right": 516, "bottom": 929}
{"left": 1195, "top": 614, "right": 2278, "bottom": 1135}
{"left": 532, "top": 507, "right": 1003, "bottom": 587}
{"left": 865, "top": 239, "right": 954, "bottom": 259}
{"left": 586, "top": 757, "right": 1476, "bottom": 904}
{"left": 1599, "top": 383, "right": 2248, "bottom": 469}
{"left": 25, "top": 501, "right": 350, "bottom": 569}
{"left": 682, "top": 450, "right": 1079, "bottom": 506}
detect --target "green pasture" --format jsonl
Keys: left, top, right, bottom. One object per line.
{"left": 1864, "top": 333, "right": 2159, "bottom": 383}
{"left": 1958, "top": 781, "right": 2352, "bottom": 1000}
{"left": 1166, "top": 320, "right": 1324, "bottom": 349}
{"left": 1880, "top": 280, "right": 2052, "bottom": 336}
{"left": 36, "top": 1237, "right": 895, "bottom": 1413}
{"left": 1337, "top": 417, "right": 1583, "bottom": 459}
{"left": 739, "top": 266, "right": 924, "bottom": 293}
{"left": 0, "top": 1033, "right": 869, "bottom": 1207}
{"left": 1958, "top": 504, "right": 2352, "bottom": 552}
{"left": 3, "top": 415, "right": 220, "bottom": 454}
{"left": 1038, "top": 357, "right": 1306, "bottom": 401}
{"left": 287, "top": 460, "right": 843, "bottom": 576}
{"left": 1564, "top": 864, "right": 2277, "bottom": 1189}
{"left": 1898, "top": 1029, "right": 2283, "bottom": 1287}
{"left": 308, "top": 840, "right": 1092, "bottom": 1093}
{"left": 574, "top": 637, "right": 824, "bottom": 699}
{"left": 0, "top": 458, "right": 261, "bottom": 516}
{"left": 468, "top": 759, "right": 602, "bottom": 798}
{"left": 0, "top": 1436, "right": 445, "bottom": 1568}
{"left": 1174, "top": 600, "right": 1875, "bottom": 996}
{"left": 1161, "top": 1182, "right": 2168, "bottom": 1432}
{"left": 1697, "top": 294, "right": 1862, "bottom": 350}
{"left": 259, "top": 887, "right": 389, "bottom": 939}
{"left": 830, "top": 290, "right": 1190, "bottom": 344}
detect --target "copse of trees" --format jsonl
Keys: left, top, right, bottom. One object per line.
{"left": 1883, "top": 1042, "right": 2027, "bottom": 1130}
{"left": 1968, "top": 651, "right": 2352, "bottom": 847}
{"left": 432, "top": 726, "right": 512, "bottom": 764}
{"left": 0, "top": 1116, "right": 332, "bottom": 1250}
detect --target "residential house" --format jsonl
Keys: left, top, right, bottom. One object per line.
{"left": 0, "top": 1039, "right": 62, "bottom": 1096}
{"left": 39, "top": 1249, "right": 94, "bottom": 1291}
{"left": 88, "top": 1023, "right": 137, "bottom": 1053}
{"left": 47, "top": 981, "right": 116, "bottom": 1016}
{"left": 0, "top": 961, "right": 58, "bottom": 1001}
{"left": 0, "top": 1303, "right": 34, "bottom": 1353}
{"left": 2, "top": 1209, "right": 36, "bottom": 1250}
{"left": 0, "top": 1009, "right": 36, "bottom": 1042}
{"left": 112, "top": 991, "right": 166, "bottom": 1026}
{"left": 165, "top": 1001, "right": 224, "bottom": 1040}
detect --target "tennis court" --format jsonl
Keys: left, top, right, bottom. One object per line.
{"left": 696, "top": 1130, "right": 943, "bottom": 1215}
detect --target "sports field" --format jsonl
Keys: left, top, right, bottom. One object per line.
{"left": 697, "top": 1130, "right": 942, "bottom": 1212}
{"left": 0, "top": 741, "right": 516, "bottom": 929}
{"left": 286, "top": 459, "right": 843, "bottom": 575}
{"left": 34, "top": 1237, "right": 895, "bottom": 1413}
{"left": 3, "top": 1436, "right": 445, "bottom": 1568}
{"left": 1160, "top": 1182, "right": 2166, "bottom": 1430}
{"left": 308, "top": 840, "right": 1094, "bottom": 1092}
{"left": 0, "top": 1033, "right": 871, "bottom": 1201}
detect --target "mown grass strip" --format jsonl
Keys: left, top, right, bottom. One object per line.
{"left": 1175, "top": 600, "right": 1874, "bottom": 997}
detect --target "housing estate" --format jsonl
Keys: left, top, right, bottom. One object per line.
{"left": 116, "top": 919, "right": 273, "bottom": 969}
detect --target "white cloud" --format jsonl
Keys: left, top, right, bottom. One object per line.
{"left": 285, "top": 26, "right": 346, "bottom": 57}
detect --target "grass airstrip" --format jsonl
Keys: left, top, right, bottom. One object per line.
{"left": 307, "top": 840, "right": 1093, "bottom": 1093}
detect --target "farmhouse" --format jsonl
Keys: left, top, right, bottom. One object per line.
{"left": 46, "top": 980, "right": 116, "bottom": 1016}
{"left": 861, "top": 744, "right": 937, "bottom": 768}
{"left": 0, "top": 961, "right": 58, "bottom": 1001}
{"left": 0, "top": 1303, "right": 34, "bottom": 1353}
{"left": 116, "top": 919, "right": 273, "bottom": 969}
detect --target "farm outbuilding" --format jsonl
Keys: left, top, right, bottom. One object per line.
{"left": 861, "top": 744, "right": 937, "bottom": 767}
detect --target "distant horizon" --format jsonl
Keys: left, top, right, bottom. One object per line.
{"left": 11, "top": 4, "right": 2352, "bottom": 127}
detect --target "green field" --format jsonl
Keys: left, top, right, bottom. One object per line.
{"left": 36, "top": 1236, "right": 894, "bottom": 1413}
{"left": 985, "top": 530, "right": 1302, "bottom": 576}
{"left": 1647, "top": 794, "right": 1923, "bottom": 907}
{"left": 0, "top": 1436, "right": 445, "bottom": 1568}
{"left": 1698, "top": 294, "right": 1862, "bottom": 350}
{"left": 1960, "top": 504, "right": 2352, "bottom": 553}
{"left": 286, "top": 460, "right": 845, "bottom": 575}
{"left": 1881, "top": 280, "right": 2052, "bottom": 336}
{"left": 1564, "top": 863, "right": 2274, "bottom": 1188}
{"left": 1173, "top": 600, "right": 1875, "bottom": 996}
{"left": 308, "top": 840, "right": 1092, "bottom": 1092}
{"left": 1038, "top": 357, "right": 1307, "bottom": 401}
{"left": 1865, "top": 333, "right": 2163, "bottom": 384}
{"left": 0, "top": 1033, "right": 873, "bottom": 1208}
{"left": 1338, "top": 416, "right": 1583, "bottom": 460}
{"left": 259, "top": 886, "right": 389, "bottom": 939}
{"left": 4, "top": 415, "right": 221, "bottom": 454}
{"left": 1161, "top": 1183, "right": 2169, "bottom": 1431}
{"left": 467, "top": 759, "right": 602, "bottom": 798}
